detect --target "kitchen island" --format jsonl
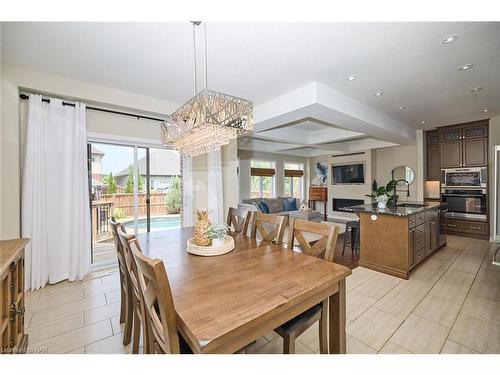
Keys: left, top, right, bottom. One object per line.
{"left": 341, "top": 201, "right": 446, "bottom": 279}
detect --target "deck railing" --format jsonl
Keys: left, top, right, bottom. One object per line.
{"left": 91, "top": 201, "right": 114, "bottom": 241}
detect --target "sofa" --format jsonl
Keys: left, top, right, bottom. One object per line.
{"left": 238, "top": 197, "right": 300, "bottom": 217}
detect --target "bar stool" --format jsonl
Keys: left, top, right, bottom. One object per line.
{"left": 342, "top": 220, "right": 360, "bottom": 256}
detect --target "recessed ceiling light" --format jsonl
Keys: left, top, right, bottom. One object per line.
{"left": 397, "top": 105, "right": 406, "bottom": 110}
{"left": 470, "top": 87, "right": 483, "bottom": 92}
{"left": 421, "top": 121, "right": 427, "bottom": 124}
{"left": 442, "top": 34, "right": 459, "bottom": 44}
{"left": 374, "top": 92, "right": 384, "bottom": 97}
{"left": 347, "top": 75, "right": 357, "bottom": 81}
{"left": 458, "top": 64, "right": 473, "bottom": 71}
{"left": 482, "top": 109, "right": 490, "bottom": 113}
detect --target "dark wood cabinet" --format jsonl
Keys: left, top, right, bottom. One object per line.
{"left": 463, "top": 138, "right": 487, "bottom": 166}
{"left": 438, "top": 120, "right": 488, "bottom": 168}
{"left": 426, "top": 131, "right": 440, "bottom": 180}
{"left": 441, "top": 218, "right": 488, "bottom": 239}
{"left": 408, "top": 207, "right": 443, "bottom": 271}
{"left": 440, "top": 140, "right": 462, "bottom": 168}
{"left": 464, "top": 123, "right": 488, "bottom": 139}
{"left": 308, "top": 186, "right": 328, "bottom": 221}
{"left": 440, "top": 127, "right": 462, "bottom": 142}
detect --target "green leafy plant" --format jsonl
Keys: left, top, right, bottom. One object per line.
{"left": 206, "top": 223, "right": 229, "bottom": 240}
{"left": 103, "top": 172, "right": 117, "bottom": 194}
{"left": 112, "top": 207, "right": 127, "bottom": 220}
{"left": 124, "top": 165, "right": 144, "bottom": 193}
{"left": 165, "top": 177, "right": 181, "bottom": 214}
{"left": 366, "top": 179, "right": 397, "bottom": 204}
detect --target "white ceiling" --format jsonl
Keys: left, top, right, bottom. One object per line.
{"left": 2, "top": 22, "right": 499, "bottom": 155}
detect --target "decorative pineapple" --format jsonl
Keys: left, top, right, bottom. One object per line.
{"left": 194, "top": 210, "right": 212, "bottom": 246}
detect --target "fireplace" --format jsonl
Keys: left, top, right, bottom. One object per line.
{"left": 332, "top": 198, "right": 365, "bottom": 211}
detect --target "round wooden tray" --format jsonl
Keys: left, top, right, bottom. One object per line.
{"left": 186, "top": 236, "right": 235, "bottom": 256}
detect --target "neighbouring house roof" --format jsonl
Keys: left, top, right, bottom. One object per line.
{"left": 115, "top": 149, "right": 180, "bottom": 177}
{"left": 92, "top": 178, "right": 105, "bottom": 187}
{"left": 91, "top": 145, "right": 105, "bottom": 156}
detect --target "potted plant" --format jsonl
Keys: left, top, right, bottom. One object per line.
{"left": 366, "top": 180, "right": 397, "bottom": 209}
{"left": 206, "top": 223, "right": 230, "bottom": 246}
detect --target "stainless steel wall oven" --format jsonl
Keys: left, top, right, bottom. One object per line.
{"left": 441, "top": 188, "right": 487, "bottom": 220}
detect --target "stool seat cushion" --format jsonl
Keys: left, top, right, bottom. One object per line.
{"left": 346, "top": 220, "right": 360, "bottom": 228}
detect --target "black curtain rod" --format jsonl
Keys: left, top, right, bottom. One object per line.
{"left": 19, "top": 93, "right": 167, "bottom": 123}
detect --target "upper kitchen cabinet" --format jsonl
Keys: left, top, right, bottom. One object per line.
{"left": 439, "top": 121, "right": 488, "bottom": 168}
{"left": 440, "top": 127, "right": 462, "bottom": 142}
{"left": 426, "top": 130, "right": 440, "bottom": 180}
{"left": 463, "top": 138, "right": 488, "bottom": 166}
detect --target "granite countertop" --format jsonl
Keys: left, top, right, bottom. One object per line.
{"left": 339, "top": 201, "right": 445, "bottom": 217}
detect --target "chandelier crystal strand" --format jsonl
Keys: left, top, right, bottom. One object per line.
{"left": 161, "top": 22, "right": 253, "bottom": 157}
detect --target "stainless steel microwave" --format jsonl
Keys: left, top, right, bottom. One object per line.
{"left": 441, "top": 167, "right": 487, "bottom": 188}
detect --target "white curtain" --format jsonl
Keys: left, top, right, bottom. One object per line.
{"left": 22, "top": 94, "right": 91, "bottom": 290}
{"left": 207, "top": 150, "right": 224, "bottom": 223}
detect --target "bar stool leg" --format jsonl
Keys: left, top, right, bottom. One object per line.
{"left": 350, "top": 227, "right": 356, "bottom": 253}
{"left": 342, "top": 227, "right": 348, "bottom": 256}
{"left": 356, "top": 228, "right": 360, "bottom": 255}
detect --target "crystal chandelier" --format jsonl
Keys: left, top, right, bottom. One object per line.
{"left": 161, "top": 22, "right": 253, "bottom": 157}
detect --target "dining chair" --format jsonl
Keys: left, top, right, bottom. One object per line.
{"left": 129, "top": 240, "right": 254, "bottom": 354}
{"left": 250, "top": 212, "right": 287, "bottom": 246}
{"left": 275, "top": 218, "right": 340, "bottom": 354}
{"left": 226, "top": 207, "right": 252, "bottom": 235}
{"left": 117, "top": 227, "right": 150, "bottom": 354}
{"left": 108, "top": 218, "right": 133, "bottom": 346}
{"left": 128, "top": 239, "right": 182, "bottom": 354}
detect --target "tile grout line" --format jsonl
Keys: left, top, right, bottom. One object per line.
{"left": 377, "top": 238, "right": 472, "bottom": 353}
{"left": 437, "top": 240, "right": 494, "bottom": 354}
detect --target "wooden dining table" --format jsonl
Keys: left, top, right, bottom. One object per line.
{"left": 137, "top": 227, "right": 351, "bottom": 354}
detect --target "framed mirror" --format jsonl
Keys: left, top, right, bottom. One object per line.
{"left": 391, "top": 165, "right": 415, "bottom": 185}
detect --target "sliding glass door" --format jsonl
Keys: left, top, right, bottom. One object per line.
{"left": 87, "top": 142, "right": 181, "bottom": 266}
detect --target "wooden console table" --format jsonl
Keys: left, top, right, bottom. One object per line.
{"left": 1, "top": 239, "right": 29, "bottom": 354}
{"left": 308, "top": 186, "right": 328, "bottom": 221}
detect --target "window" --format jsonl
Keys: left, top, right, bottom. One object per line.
{"left": 284, "top": 162, "right": 304, "bottom": 200}
{"left": 87, "top": 142, "right": 181, "bottom": 266}
{"left": 250, "top": 160, "right": 275, "bottom": 198}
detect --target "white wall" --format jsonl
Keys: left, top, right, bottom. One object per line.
{"left": 310, "top": 150, "right": 375, "bottom": 219}
{"left": 0, "top": 63, "right": 238, "bottom": 238}
{"left": 375, "top": 144, "right": 421, "bottom": 200}
{"left": 307, "top": 143, "right": 426, "bottom": 219}
{"left": 237, "top": 149, "right": 309, "bottom": 201}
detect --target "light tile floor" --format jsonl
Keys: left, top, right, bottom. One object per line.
{"left": 24, "top": 235, "right": 500, "bottom": 354}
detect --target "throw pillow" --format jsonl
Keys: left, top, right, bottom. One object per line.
{"left": 284, "top": 198, "right": 297, "bottom": 211}
{"left": 258, "top": 200, "right": 270, "bottom": 214}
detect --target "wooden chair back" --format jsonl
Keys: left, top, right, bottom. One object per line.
{"left": 250, "top": 212, "right": 287, "bottom": 246}
{"left": 116, "top": 227, "right": 139, "bottom": 300}
{"left": 129, "top": 239, "right": 180, "bottom": 354}
{"left": 226, "top": 207, "right": 252, "bottom": 235}
{"left": 116, "top": 227, "right": 149, "bottom": 352}
{"left": 108, "top": 218, "right": 127, "bottom": 287}
{"left": 287, "top": 218, "right": 340, "bottom": 262}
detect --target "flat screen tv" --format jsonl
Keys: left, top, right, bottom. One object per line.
{"left": 332, "top": 163, "right": 365, "bottom": 184}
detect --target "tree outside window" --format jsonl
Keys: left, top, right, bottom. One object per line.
{"left": 284, "top": 162, "right": 304, "bottom": 200}
{"left": 250, "top": 160, "right": 275, "bottom": 198}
